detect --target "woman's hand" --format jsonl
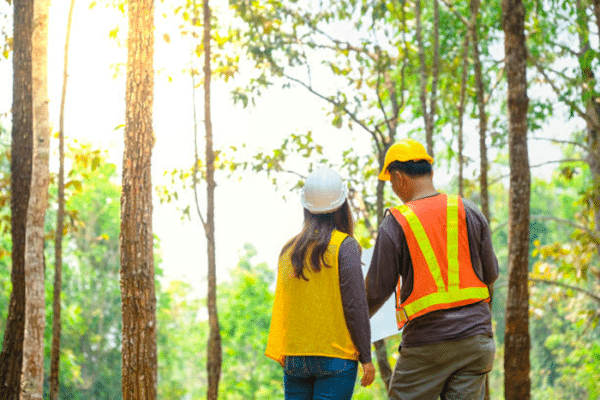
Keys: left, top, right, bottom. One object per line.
{"left": 360, "top": 362, "right": 375, "bottom": 387}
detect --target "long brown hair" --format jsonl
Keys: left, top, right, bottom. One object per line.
{"left": 280, "top": 200, "right": 354, "bottom": 281}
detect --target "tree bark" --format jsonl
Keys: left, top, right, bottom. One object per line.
{"left": 457, "top": 33, "right": 469, "bottom": 198}
{"left": 502, "top": 0, "right": 531, "bottom": 399}
{"left": 203, "top": 1, "right": 223, "bottom": 398}
{"left": 575, "top": 0, "right": 600, "bottom": 238}
{"left": 468, "top": 4, "right": 492, "bottom": 396}
{"left": 20, "top": 0, "right": 51, "bottom": 397}
{"left": 121, "top": 0, "right": 157, "bottom": 398}
{"left": 415, "top": 0, "right": 439, "bottom": 157}
{"left": 594, "top": 0, "right": 600, "bottom": 46}
{"left": 0, "top": 1, "right": 34, "bottom": 398}
{"left": 429, "top": 0, "right": 439, "bottom": 156}
{"left": 470, "top": 0, "right": 490, "bottom": 222}
{"left": 49, "top": 0, "right": 76, "bottom": 398}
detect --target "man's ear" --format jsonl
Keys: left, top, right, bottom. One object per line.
{"left": 390, "top": 170, "right": 404, "bottom": 183}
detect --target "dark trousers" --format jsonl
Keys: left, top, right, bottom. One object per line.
{"left": 389, "top": 334, "right": 496, "bottom": 400}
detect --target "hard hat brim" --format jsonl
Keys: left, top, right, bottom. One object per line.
{"left": 301, "top": 185, "right": 348, "bottom": 214}
{"left": 378, "top": 168, "right": 391, "bottom": 181}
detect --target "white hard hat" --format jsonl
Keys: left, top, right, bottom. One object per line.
{"left": 301, "top": 168, "right": 348, "bottom": 214}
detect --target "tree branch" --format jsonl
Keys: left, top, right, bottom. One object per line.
{"left": 191, "top": 66, "right": 208, "bottom": 233}
{"left": 348, "top": 188, "right": 377, "bottom": 240}
{"left": 532, "top": 62, "right": 587, "bottom": 121}
{"left": 552, "top": 41, "right": 581, "bottom": 58}
{"left": 530, "top": 214, "right": 599, "bottom": 240}
{"left": 439, "top": 0, "right": 470, "bottom": 26}
{"left": 530, "top": 158, "right": 585, "bottom": 170}
{"left": 530, "top": 136, "right": 590, "bottom": 151}
{"left": 489, "top": 158, "right": 586, "bottom": 185}
{"left": 529, "top": 277, "right": 600, "bottom": 304}
{"left": 282, "top": 72, "right": 383, "bottom": 146}
{"left": 375, "top": 61, "right": 393, "bottom": 140}
{"left": 483, "top": 67, "right": 504, "bottom": 106}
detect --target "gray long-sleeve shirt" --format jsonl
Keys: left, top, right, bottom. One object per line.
{"left": 365, "top": 195, "right": 500, "bottom": 348}
{"left": 338, "top": 236, "right": 372, "bottom": 364}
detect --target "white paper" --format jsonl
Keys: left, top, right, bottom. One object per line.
{"left": 361, "top": 247, "right": 402, "bottom": 342}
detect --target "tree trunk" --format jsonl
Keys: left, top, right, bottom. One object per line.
{"left": 502, "top": 0, "right": 531, "bottom": 399}
{"left": 20, "top": 0, "right": 51, "bottom": 397}
{"left": 415, "top": 0, "right": 439, "bottom": 157}
{"left": 457, "top": 33, "right": 469, "bottom": 198}
{"left": 470, "top": 0, "right": 490, "bottom": 222}
{"left": 369, "top": 139, "right": 395, "bottom": 390}
{"left": 0, "top": 1, "right": 34, "bottom": 398}
{"left": 468, "top": 5, "right": 492, "bottom": 397}
{"left": 594, "top": 0, "right": 600, "bottom": 46}
{"left": 575, "top": 0, "right": 600, "bottom": 237}
{"left": 203, "top": 1, "right": 223, "bottom": 398}
{"left": 121, "top": 0, "right": 157, "bottom": 398}
{"left": 429, "top": 0, "right": 439, "bottom": 156}
{"left": 49, "top": 0, "right": 76, "bottom": 398}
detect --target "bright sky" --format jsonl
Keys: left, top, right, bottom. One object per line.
{"left": 0, "top": 0, "right": 570, "bottom": 294}
{"left": 1, "top": 0, "right": 374, "bottom": 291}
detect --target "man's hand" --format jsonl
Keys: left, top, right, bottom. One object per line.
{"left": 360, "top": 362, "right": 375, "bottom": 387}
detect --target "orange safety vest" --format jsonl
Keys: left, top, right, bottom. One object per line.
{"left": 390, "top": 194, "right": 490, "bottom": 329}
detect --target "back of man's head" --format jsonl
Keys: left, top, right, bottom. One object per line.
{"left": 387, "top": 160, "right": 433, "bottom": 178}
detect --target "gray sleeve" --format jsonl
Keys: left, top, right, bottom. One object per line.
{"left": 338, "top": 236, "right": 372, "bottom": 364}
{"left": 365, "top": 213, "right": 412, "bottom": 315}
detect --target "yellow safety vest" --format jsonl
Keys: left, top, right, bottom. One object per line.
{"left": 265, "top": 230, "right": 359, "bottom": 365}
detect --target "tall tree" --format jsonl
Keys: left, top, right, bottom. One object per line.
{"left": 50, "top": 0, "right": 76, "bottom": 398}
{"left": 415, "top": 0, "right": 440, "bottom": 157}
{"left": 457, "top": 32, "right": 470, "bottom": 198}
{"left": 20, "top": 0, "right": 50, "bottom": 397}
{"left": 0, "top": 0, "right": 34, "bottom": 398}
{"left": 120, "top": 0, "right": 157, "bottom": 398}
{"left": 574, "top": 0, "right": 600, "bottom": 239}
{"left": 469, "top": 0, "right": 490, "bottom": 222}
{"left": 202, "top": 0, "right": 222, "bottom": 397}
{"left": 502, "top": 0, "right": 531, "bottom": 399}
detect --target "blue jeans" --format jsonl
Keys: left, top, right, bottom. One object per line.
{"left": 284, "top": 356, "right": 358, "bottom": 400}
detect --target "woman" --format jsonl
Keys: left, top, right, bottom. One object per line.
{"left": 266, "top": 168, "right": 375, "bottom": 399}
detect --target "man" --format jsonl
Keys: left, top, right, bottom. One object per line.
{"left": 365, "top": 138, "right": 499, "bottom": 400}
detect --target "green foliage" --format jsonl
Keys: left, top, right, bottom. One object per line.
{"left": 42, "top": 143, "right": 123, "bottom": 399}
{"left": 0, "top": 135, "right": 10, "bottom": 336}
{"left": 218, "top": 243, "right": 283, "bottom": 399}
{"left": 526, "top": 163, "right": 600, "bottom": 399}
{"left": 171, "top": 0, "right": 241, "bottom": 83}
{"left": 527, "top": 0, "right": 600, "bottom": 126}
{"left": 0, "top": 1, "right": 10, "bottom": 59}
{"left": 3, "top": 0, "right": 600, "bottom": 398}
{"left": 157, "top": 279, "right": 208, "bottom": 398}
{"left": 0, "top": 133, "right": 10, "bottom": 260}
{"left": 529, "top": 301, "right": 600, "bottom": 400}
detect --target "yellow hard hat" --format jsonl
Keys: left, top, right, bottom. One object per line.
{"left": 378, "top": 139, "right": 434, "bottom": 181}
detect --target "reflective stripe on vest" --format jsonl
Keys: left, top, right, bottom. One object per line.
{"left": 391, "top": 194, "right": 490, "bottom": 329}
